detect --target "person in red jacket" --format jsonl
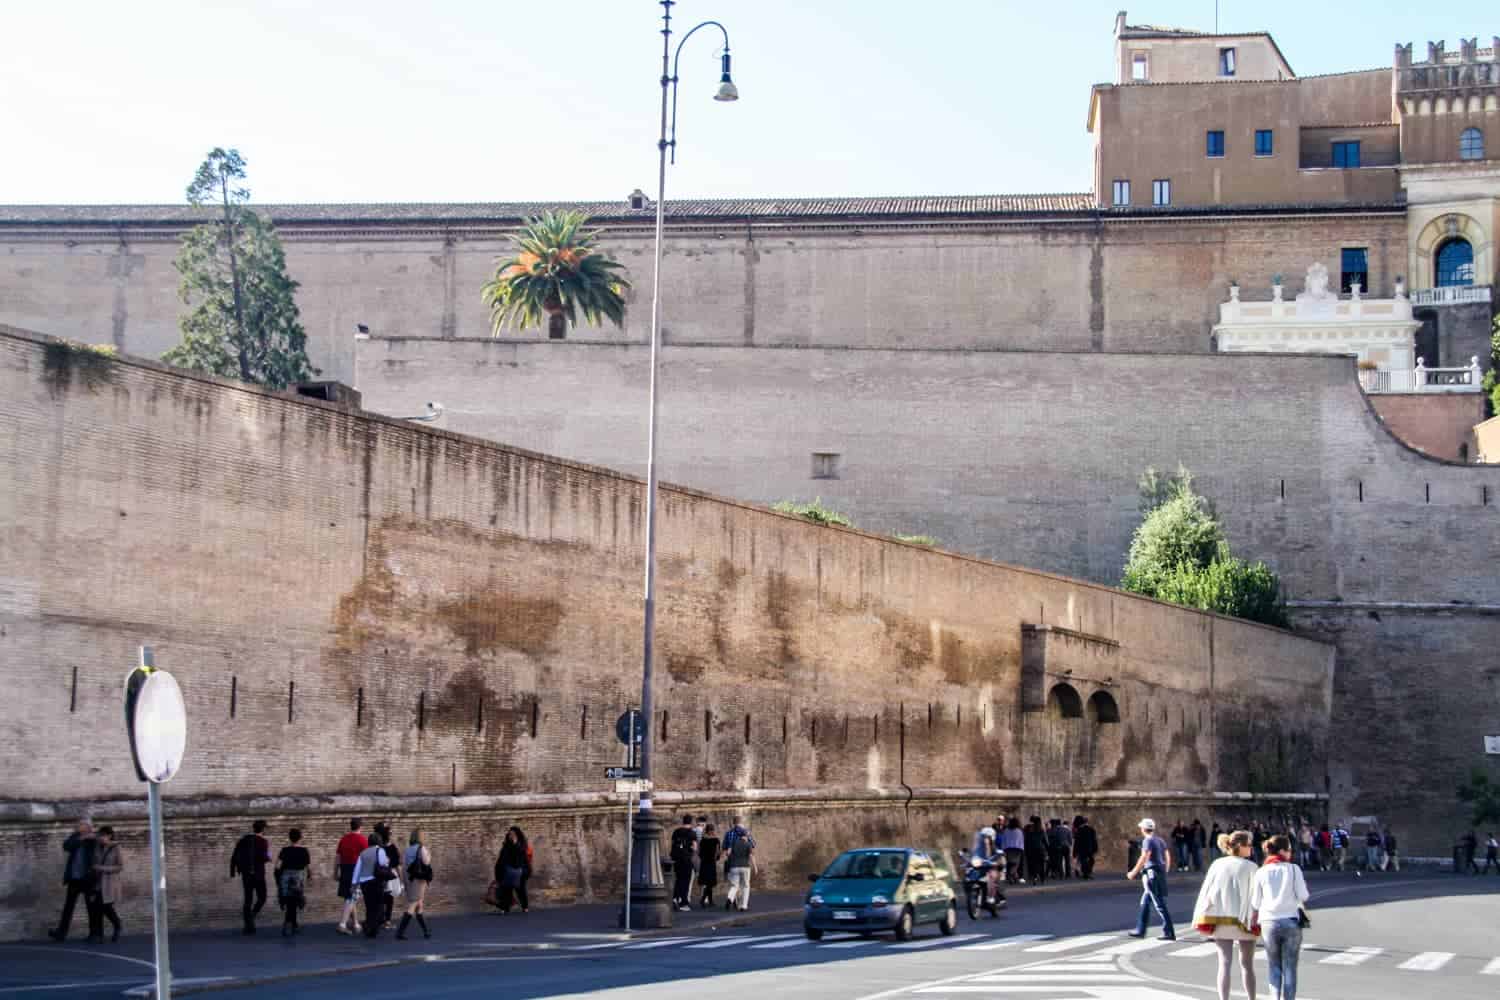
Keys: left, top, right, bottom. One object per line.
{"left": 334, "top": 818, "right": 369, "bottom": 935}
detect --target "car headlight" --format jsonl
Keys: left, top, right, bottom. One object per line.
{"left": 808, "top": 894, "right": 824, "bottom": 906}
{"left": 870, "top": 894, "right": 889, "bottom": 906}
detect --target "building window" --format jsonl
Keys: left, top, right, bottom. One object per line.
{"left": 811, "top": 452, "right": 841, "bottom": 480}
{"left": 1132, "top": 52, "right": 1148, "bottom": 81}
{"left": 1436, "top": 238, "right": 1475, "bottom": 287}
{"left": 1340, "top": 248, "right": 1369, "bottom": 293}
{"left": 1460, "top": 127, "right": 1484, "bottom": 160}
{"left": 1112, "top": 179, "right": 1130, "bottom": 206}
{"left": 1219, "top": 47, "right": 1236, "bottom": 76}
{"left": 1206, "top": 131, "right": 1225, "bottom": 158}
{"left": 1152, "top": 179, "right": 1171, "bottom": 206}
{"left": 1255, "top": 129, "right": 1274, "bottom": 156}
{"left": 1332, "top": 141, "right": 1361, "bottom": 168}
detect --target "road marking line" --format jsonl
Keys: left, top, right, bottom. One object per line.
{"left": 749, "top": 937, "right": 820, "bottom": 949}
{"left": 0, "top": 946, "right": 158, "bottom": 972}
{"left": 0, "top": 981, "right": 143, "bottom": 995}
{"left": 1481, "top": 957, "right": 1500, "bottom": 975}
{"left": 821, "top": 939, "right": 879, "bottom": 949}
{"left": 1021, "top": 962, "right": 1126, "bottom": 973}
{"left": 1397, "top": 951, "right": 1455, "bottom": 971}
{"left": 888, "top": 934, "right": 985, "bottom": 950}
{"left": 680, "top": 935, "right": 758, "bottom": 949}
{"left": 620, "top": 936, "right": 695, "bottom": 949}
{"left": 1320, "top": 946, "right": 1383, "bottom": 965}
{"left": 955, "top": 933, "right": 1053, "bottom": 950}
{"left": 1025, "top": 933, "right": 1118, "bottom": 952}
{"left": 967, "top": 973, "right": 1139, "bottom": 983}
{"left": 1091, "top": 938, "right": 1175, "bottom": 956}
{"left": 914, "top": 989, "right": 1139, "bottom": 995}
{"left": 1168, "top": 942, "right": 1220, "bottom": 957}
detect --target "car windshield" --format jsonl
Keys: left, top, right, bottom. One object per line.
{"left": 821, "top": 850, "right": 908, "bottom": 879}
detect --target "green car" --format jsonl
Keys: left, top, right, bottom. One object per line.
{"left": 803, "top": 847, "right": 960, "bottom": 941}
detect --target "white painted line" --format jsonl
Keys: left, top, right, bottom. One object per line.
{"left": 821, "top": 939, "right": 879, "bottom": 949}
{"left": 0, "top": 945, "right": 158, "bottom": 972}
{"left": 1168, "top": 942, "right": 1220, "bottom": 957}
{"left": 889, "top": 933, "right": 985, "bottom": 950}
{"left": 955, "top": 933, "right": 1053, "bottom": 950}
{"left": 567, "top": 940, "right": 637, "bottom": 950}
{"left": 0, "top": 982, "right": 143, "bottom": 995}
{"left": 1025, "top": 933, "right": 1118, "bottom": 952}
{"left": 916, "top": 989, "right": 1137, "bottom": 995}
{"left": 1398, "top": 951, "right": 1455, "bottom": 971}
{"left": 1021, "top": 962, "right": 1126, "bottom": 973}
{"left": 1091, "top": 938, "right": 1174, "bottom": 956}
{"left": 1480, "top": 957, "right": 1500, "bottom": 975}
{"left": 1320, "top": 946, "right": 1383, "bottom": 965}
{"left": 681, "top": 935, "right": 758, "bottom": 949}
{"left": 968, "top": 973, "right": 1139, "bottom": 983}
{"left": 621, "top": 936, "right": 696, "bottom": 950}
{"left": 749, "top": 937, "right": 819, "bottom": 949}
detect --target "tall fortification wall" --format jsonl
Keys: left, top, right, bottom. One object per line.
{"left": 0, "top": 326, "right": 1333, "bottom": 939}
{"left": 0, "top": 208, "right": 1406, "bottom": 382}
{"left": 355, "top": 336, "right": 1500, "bottom": 856}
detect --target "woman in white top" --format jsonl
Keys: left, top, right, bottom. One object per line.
{"left": 1249, "top": 834, "right": 1310, "bottom": 1000}
{"left": 1190, "top": 830, "right": 1258, "bottom": 1000}
{"left": 397, "top": 829, "right": 433, "bottom": 940}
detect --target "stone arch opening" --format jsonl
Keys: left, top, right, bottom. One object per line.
{"left": 1087, "top": 690, "right": 1120, "bottom": 724}
{"left": 1046, "top": 682, "right": 1083, "bottom": 720}
{"left": 1436, "top": 238, "right": 1475, "bottom": 287}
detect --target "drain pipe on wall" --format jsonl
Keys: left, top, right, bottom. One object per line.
{"left": 899, "top": 703, "right": 914, "bottom": 836}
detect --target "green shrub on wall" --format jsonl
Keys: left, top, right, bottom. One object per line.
{"left": 1483, "top": 313, "right": 1500, "bottom": 417}
{"left": 1121, "top": 466, "right": 1289, "bottom": 628}
{"left": 772, "top": 498, "right": 852, "bottom": 527}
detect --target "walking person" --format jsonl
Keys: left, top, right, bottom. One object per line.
{"left": 397, "top": 829, "right": 433, "bottom": 940}
{"left": 1461, "top": 830, "right": 1480, "bottom": 874}
{"left": 1000, "top": 817, "right": 1024, "bottom": 885}
{"left": 1023, "top": 816, "right": 1048, "bottom": 886}
{"left": 1171, "top": 821, "right": 1190, "bottom": 872}
{"left": 1250, "top": 835, "right": 1309, "bottom": 1000}
{"left": 1208, "top": 822, "right": 1223, "bottom": 864}
{"left": 48, "top": 819, "right": 100, "bottom": 943}
{"left": 1189, "top": 819, "right": 1206, "bottom": 872}
{"left": 1191, "top": 830, "right": 1258, "bottom": 1000}
{"left": 1330, "top": 823, "right": 1349, "bottom": 871}
{"left": 92, "top": 826, "right": 124, "bottom": 944}
{"left": 495, "top": 827, "right": 533, "bottom": 914}
{"left": 230, "top": 820, "right": 272, "bottom": 935}
{"left": 1297, "top": 822, "right": 1315, "bottom": 869}
{"left": 1073, "top": 816, "right": 1098, "bottom": 880}
{"left": 1382, "top": 829, "right": 1400, "bottom": 871}
{"left": 377, "top": 823, "right": 403, "bottom": 928}
{"left": 1126, "top": 818, "right": 1176, "bottom": 941}
{"left": 697, "top": 823, "right": 721, "bottom": 908}
{"left": 723, "top": 817, "right": 756, "bottom": 911}
{"left": 1483, "top": 833, "right": 1499, "bottom": 874}
{"left": 1315, "top": 825, "right": 1332, "bottom": 871}
{"left": 335, "top": 818, "right": 369, "bottom": 935}
{"left": 274, "top": 828, "right": 311, "bottom": 937}
{"left": 1364, "top": 829, "right": 1382, "bottom": 872}
{"left": 670, "top": 815, "right": 697, "bottom": 911}
{"left": 355, "top": 831, "right": 391, "bottom": 938}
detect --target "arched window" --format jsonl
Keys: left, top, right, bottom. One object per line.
{"left": 1436, "top": 238, "right": 1475, "bottom": 287}
{"left": 1046, "top": 683, "right": 1083, "bottom": 720}
{"left": 1087, "top": 691, "right": 1120, "bottom": 724}
{"left": 1459, "top": 127, "right": 1484, "bottom": 160}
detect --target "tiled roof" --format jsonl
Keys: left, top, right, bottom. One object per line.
{"left": 0, "top": 194, "right": 1096, "bottom": 226}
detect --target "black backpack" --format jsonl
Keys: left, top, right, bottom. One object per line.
{"left": 407, "top": 846, "right": 433, "bottom": 882}
{"left": 231, "top": 834, "right": 256, "bottom": 877}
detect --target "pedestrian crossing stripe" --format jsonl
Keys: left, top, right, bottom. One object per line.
{"left": 1481, "top": 957, "right": 1500, "bottom": 975}
{"left": 955, "top": 934, "right": 1054, "bottom": 950}
{"left": 1320, "top": 945, "right": 1383, "bottom": 965}
{"left": 1166, "top": 943, "right": 1218, "bottom": 957}
{"left": 1397, "top": 951, "right": 1455, "bottom": 971}
{"left": 1025, "top": 934, "right": 1118, "bottom": 952}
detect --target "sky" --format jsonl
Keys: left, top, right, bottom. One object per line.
{"left": 1, "top": 1, "right": 1495, "bottom": 205}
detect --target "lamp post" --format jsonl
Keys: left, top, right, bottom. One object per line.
{"left": 627, "top": 0, "right": 737, "bottom": 931}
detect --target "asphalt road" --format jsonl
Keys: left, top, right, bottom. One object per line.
{"left": 6, "top": 872, "right": 1497, "bottom": 999}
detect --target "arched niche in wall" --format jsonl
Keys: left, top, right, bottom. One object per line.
{"left": 1413, "top": 212, "right": 1492, "bottom": 291}
{"left": 1046, "top": 682, "right": 1084, "bottom": 720}
{"left": 1087, "top": 690, "right": 1120, "bottom": 724}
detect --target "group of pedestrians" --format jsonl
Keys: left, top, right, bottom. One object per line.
{"left": 985, "top": 814, "right": 1099, "bottom": 885}
{"left": 1453, "top": 829, "right": 1500, "bottom": 874}
{"left": 46, "top": 820, "right": 123, "bottom": 944}
{"left": 1128, "top": 817, "right": 1311, "bottom": 1000}
{"left": 670, "top": 814, "right": 757, "bottom": 912}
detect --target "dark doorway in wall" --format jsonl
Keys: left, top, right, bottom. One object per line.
{"left": 1046, "top": 683, "right": 1083, "bottom": 719}
{"left": 1087, "top": 690, "right": 1120, "bottom": 724}
{"left": 1414, "top": 309, "right": 1439, "bottom": 367}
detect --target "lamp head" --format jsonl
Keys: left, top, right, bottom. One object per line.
{"left": 714, "top": 51, "right": 738, "bottom": 102}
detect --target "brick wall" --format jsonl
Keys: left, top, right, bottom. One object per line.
{"left": 0, "top": 326, "right": 1334, "bottom": 938}
{"left": 1367, "top": 392, "right": 1487, "bottom": 461}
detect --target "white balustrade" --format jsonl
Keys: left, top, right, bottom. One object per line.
{"left": 1408, "top": 285, "right": 1493, "bottom": 307}
{"left": 1359, "top": 357, "right": 1484, "bottom": 394}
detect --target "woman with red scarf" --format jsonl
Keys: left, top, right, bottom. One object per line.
{"left": 1250, "top": 835, "right": 1310, "bottom": 1000}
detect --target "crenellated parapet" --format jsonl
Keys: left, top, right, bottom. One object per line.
{"left": 1395, "top": 33, "right": 1500, "bottom": 111}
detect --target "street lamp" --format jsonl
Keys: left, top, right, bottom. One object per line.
{"left": 627, "top": 0, "right": 738, "bottom": 931}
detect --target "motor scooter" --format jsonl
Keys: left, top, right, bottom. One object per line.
{"left": 957, "top": 849, "right": 1006, "bottom": 919}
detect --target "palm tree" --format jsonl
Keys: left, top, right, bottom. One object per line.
{"left": 481, "top": 211, "right": 631, "bottom": 339}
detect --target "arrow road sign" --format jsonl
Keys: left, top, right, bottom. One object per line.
{"left": 606, "top": 766, "right": 642, "bottom": 780}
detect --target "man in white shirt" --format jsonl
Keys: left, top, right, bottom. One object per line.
{"left": 1250, "top": 834, "right": 1310, "bottom": 1000}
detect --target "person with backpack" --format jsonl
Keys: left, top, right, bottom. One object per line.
{"left": 375, "top": 823, "right": 403, "bottom": 929}
{"left": 723, "top": 818, "right": 756, "bottom": 911}
{"left": 274, "top": 828, "right": 311, "bottom": 936}
{"left": 398, "top": 829, "right": 433, "bottom": 940}
{"left": 354, "top": 831, "right": 392, "bottom": 938}
{"left": 229, "top": 820, "right": 272, "bottom": 935}
{"left": 495, "top": 826, "right": 533, "bottom": 914}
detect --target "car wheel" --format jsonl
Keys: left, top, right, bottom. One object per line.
{"left": 894, "top": 906, "right": 914, "bottom": 941}
{"left": 939, "top": 903, "right": 958, "bottom": 935}
{"left": 804, "top": 924, "right": 823, "bottom": 941}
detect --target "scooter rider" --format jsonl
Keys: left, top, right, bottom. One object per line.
{"left": 972, "top": 825, "right": 1003, "bottom": 911}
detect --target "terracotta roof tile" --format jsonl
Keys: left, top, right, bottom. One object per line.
{"left": 0, "top": 194, "right": 1096, "bottom": 226}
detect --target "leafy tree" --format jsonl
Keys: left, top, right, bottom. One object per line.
{"left": 1457, "top": 769, "right": 1500, "bottom": 827}
{"left": 1121, "top": 466, "right": 1288, "bottom": 627}
{"left": 161, "top": 148, "right": 314, "bottom": 389}
{"left": 481, "top": 211, "right": 631, "bottom": 339}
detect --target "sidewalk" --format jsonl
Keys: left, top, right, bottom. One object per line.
{"left": 0, "top": 893, "right": 808, "bottom": 998}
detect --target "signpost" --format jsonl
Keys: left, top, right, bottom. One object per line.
{"left": 615, "top": 709, "right": 642, "bottom": 932}
{"left": 123, "top": 646, "right": 186, "bottom": 1000}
